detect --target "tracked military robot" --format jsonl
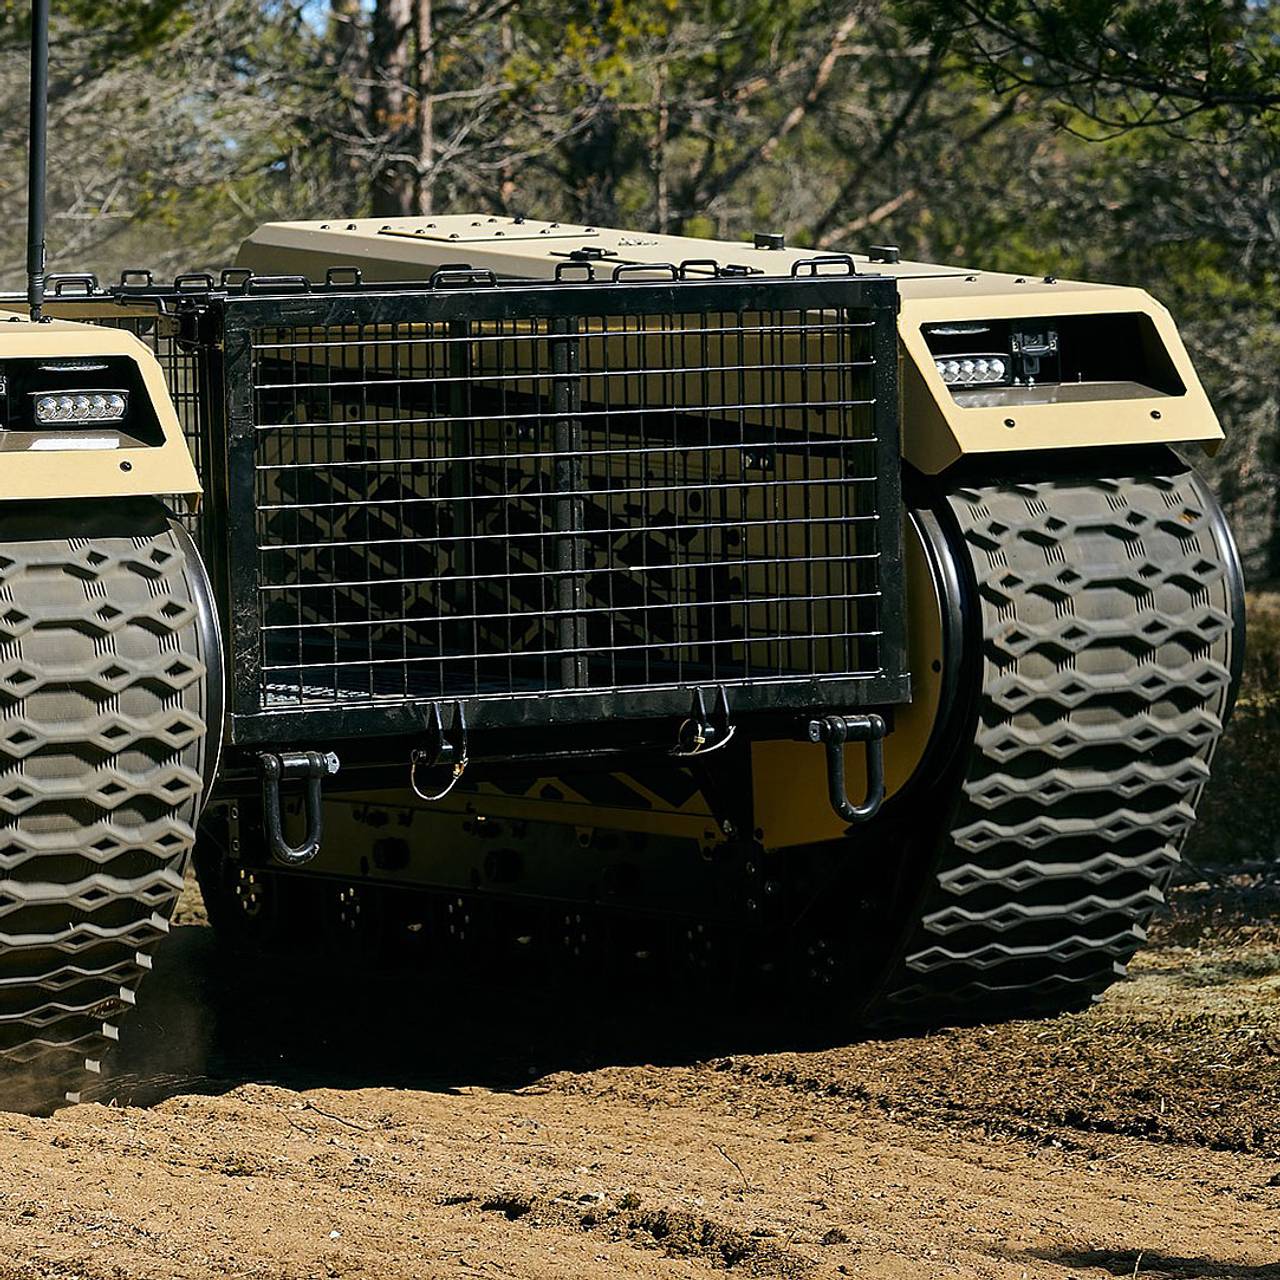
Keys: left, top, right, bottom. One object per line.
{"left": 207, "top": 216, "right": 1242, "bottom": 1014}
{"left": 0, "top": 3, "right": 1242, "bottom": 1109}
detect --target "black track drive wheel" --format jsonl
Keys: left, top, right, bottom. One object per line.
{"left": 0, "top": 501, "right": 220, "bottom": 1110}
{"left": 862, "top": 459, "right": 1243, "bottom": 1024}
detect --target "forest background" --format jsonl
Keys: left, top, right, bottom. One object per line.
{"left": 0, "top": 0, "right": 1276, "bottom": 579}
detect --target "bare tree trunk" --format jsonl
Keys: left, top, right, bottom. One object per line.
{"left": 371, "top": 0, "right": 414, "bottom": 217}
{"left": 414, "top": 0, "right": 434, "bottom": 216}
{"left": 498, "top": 13, "right": 516, "bottom": 211}
{"left": 328, "top": 0, "right": 368, "bottom": 193}
{"left": 652, "top": 61, "right": 670, "bottom": 233}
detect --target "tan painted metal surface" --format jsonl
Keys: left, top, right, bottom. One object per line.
{"left": 335, "top": 774, "right": 722, "bottom": 846}
{"left": 751, "top": 511, "right": 945, "bottom": 848}
{"left": 897, "top": 286, "right": 1220, "bottom": 473}
{"left": 236, "top": 214, "right": 966, "bottom": 282}
{"left": 238, "top": 215, "right": 1224, "bottom": 473}
{"left": 0, "top": 312, "right": 201, "bottom": 503}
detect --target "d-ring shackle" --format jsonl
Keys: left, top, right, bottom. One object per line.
{"left": 807, "top": 714, "right": 887, "bottom": 826}
{"left": 258, "top": 750, "right": 341, "bottom": 866}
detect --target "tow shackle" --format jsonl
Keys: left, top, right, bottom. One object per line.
{"left": 258, "top": 750, "right": 340, "bottom": 866}
{"left": 807, "top": 714, "right": 887, "bottom": 826}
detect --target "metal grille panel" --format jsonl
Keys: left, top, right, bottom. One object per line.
{"left": 210, "top": 276, "right": 904, "bottom": 736}
{"left": 48, "top": 273, "right": 905, "bottom": 741}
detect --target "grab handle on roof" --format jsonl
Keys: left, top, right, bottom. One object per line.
{"left": 611, "top": 262, "right": 678, "bottom": 282}
{"left": 47, "top": 273, "right": 99, "bottom": 297}
{"left": 244, "top": 274, "right": 310, "bottom": 293}
{"left": 430, "top": 266, "right": 497, "bottom": 289}
{"left": 791, "top": 254, "right": 857, "bottom": 277}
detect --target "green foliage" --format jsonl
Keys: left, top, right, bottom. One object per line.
{"left": 898, "top": 0, "right": 1280, "bottom": 126}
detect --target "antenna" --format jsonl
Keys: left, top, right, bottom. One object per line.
{"left": 26, "top": 0, "right": 50, "bottom": 323}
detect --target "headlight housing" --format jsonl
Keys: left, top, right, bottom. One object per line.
{"left": 0, "top": 356, "right": 163, "bottom": 448}
{"left": 922, "top": 313, "right": 1186, "bottom": 404}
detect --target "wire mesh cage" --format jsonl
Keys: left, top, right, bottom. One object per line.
{"left": 201, "top": 274, "right": 910, "bottom": 740}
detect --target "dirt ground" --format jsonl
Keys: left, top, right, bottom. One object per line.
{"left": 0, "top": 863, "right": 1274, "bottom": 1280}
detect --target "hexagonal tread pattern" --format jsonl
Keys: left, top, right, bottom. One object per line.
{"left": 0, "top": 522, "right": 212, "bottom": 1107}
{"left": 874, "top": 469, "right": 1239, "bottom": 1022}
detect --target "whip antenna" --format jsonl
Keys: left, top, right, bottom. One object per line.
{"left": 26, "top": 0, "right": 50, "bottom": 322}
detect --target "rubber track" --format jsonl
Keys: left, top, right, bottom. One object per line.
{"left": 872, "top": 469, "right": 1238, "bottom": 1021}
{"left": 0, "top": 526, "right": 211, "bottom": 1107}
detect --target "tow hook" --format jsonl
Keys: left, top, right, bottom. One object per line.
{"left": 410, "top": 702, "right": 469, "bottom": 802}
{"left": 673, "top": 687, "right": 736, "bottom": 757}
{"left": 807, "top": 714, "right": 887, "bottom": 826}
{"left": 258, "top": 750, "right": 340, "bottom": 866}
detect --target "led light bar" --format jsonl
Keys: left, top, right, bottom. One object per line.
{"left": 934, "top": 354, "right": 1008, "bottom": 387}
{"left": 31, "top": 389, "right": 127, "bottom": 424}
